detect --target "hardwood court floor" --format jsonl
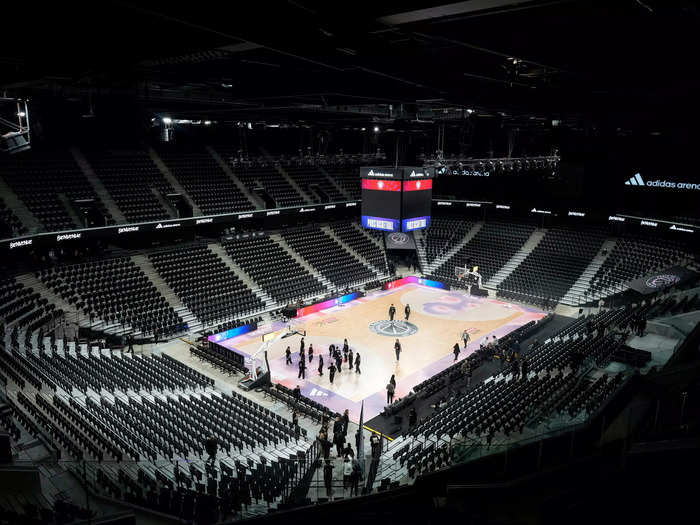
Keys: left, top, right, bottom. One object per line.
{"left": 230, "top": 283, "right": 546, "bottom": 423}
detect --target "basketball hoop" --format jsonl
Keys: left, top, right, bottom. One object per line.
{"left": 454, "top": 265, "right": 483, "bottom": 289}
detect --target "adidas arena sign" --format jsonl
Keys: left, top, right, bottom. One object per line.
{"left": 625, "top": 173, "right": 700, "bottom": 191}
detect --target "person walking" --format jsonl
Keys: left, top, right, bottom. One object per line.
{"left": 335, "top": 352, "right": 343, "bottom": 373}
{"left": 300, "top": 337, "right": 305, "bottom": 354}
{"left": 308, "top": 344, "right": 314, "bottom": 363}
{"left": 355, "top": 353, "right": 361, "bottom": 374}
{"left": 348, "top": 349, "right": 354, "bottom": 370}
{"left": 386, "top": 379, "right": 395, "bottom": 405}
{"left": 323, "top": 459, "right": 334, "bottom": 499}
{"left": 394, "top": 339, "right": 402, "bottom": 361}
{"left": 341, "top": 409, "right": 350, "bottom": 436}
{"left": 333, "top": 419, "right": 346, "bottom": 456}
{"left": 298, "top": 358, "right": 306, "bottom": 379}
{"left": 343, "top": 338, "right": 349, "bottom": 354}
{"left": 285, "top": 346, "right": 292, "bottom": 365}
{"left": 370, "top": 433, "right": 380, "bottom": 458}
{"left": 318, "top": 354, "right": 324, "bottom": 376}
{"left": 343, "top": 456, "right": 353, "bottom": 493}
{"left": 462, "top": 329, "right": 470, "bottom": 348}
{"left": 350, "top": 456, "right": 361, "bottom": 497}
{"left": 404, "top": 304, "right": 411, "bottom": 321}
{"left": 329, "top": 362, "right": 336, "bottom": 384}
{"left": 389, "top": 304, "right": 396, "bottom": 322}
{"left": 453, "top": 342, "right": 461, "bottom": 362}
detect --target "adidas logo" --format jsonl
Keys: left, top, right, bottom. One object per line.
{"left": 308, "top": 388, "right": 328, "bottom": 397}
{"left": 367, "top": 169, "right": 393, "bottom": 178}
{"left": 624, "top": 173, "right": 700, "bottom": 190}
{"left": 670, "top": 224, "right": 694, "bottom": 233}
{"left": 625, "top": 173, "right": 645, "bottom": 186}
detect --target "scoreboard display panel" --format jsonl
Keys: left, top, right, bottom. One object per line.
{"left": 360, "top": 167, "right": 402, "bottom": 232}
{"left": 360, "top": 166, "right": 433, "bottom": 232}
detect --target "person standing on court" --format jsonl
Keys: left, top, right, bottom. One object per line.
{"left": 348, "top": 349, "right": 354, "bottom": 370}
{"left": 389, "top": 304, "right": 396, "bottom": 322}
{"left": 354, "top": 353, "right": 361, "bottom": 374}
{"left": 285, "top": 346, "right": 292, "bottom": 365}
{"left": 394, "top": 339, "right": 402, "bottom": 361}
{"left": 308, "top": 344, "right": 314, "bottom": 363}
{"left": 300, "top": 337, "right": 305, "bottom": 353}
{"left": 298, "top": 357, "right": 306, "bottom": 379}
{"left": 462, "top": 329, "right": 470, "bottom": 348}
{"left": 329, "top": 362, "right": 337, "bottom": 384}
{"left": 318, "top": 354, "right": 324, "bottom": 376}
{"left": 404, "top": 304, "right": 411, "bottom": 321}
{"left": 453, "top": 342, "right": 461, "bottom": 362}
{"left": 343, "top": 338, "right": 349, "bottom": 354}
{"left": 386, "top": 380, "right": 395, "bottom": 405}
{"left": 335, "top": 351, "right": 343, "bottom": 372}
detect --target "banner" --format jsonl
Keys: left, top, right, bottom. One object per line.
{"left": 628, "top": 266, "right": 697, "bottom": 295}
{"left": 384, "top": 231, "right": 416, "bottom": 250}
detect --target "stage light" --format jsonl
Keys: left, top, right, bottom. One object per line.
{"left": 17, "top": 112, "right": 26, "bottom": 117}
{"left": 373, "top": 126, "right": 380, "bottom": 132}
{"left": 466, "top": 109, "right": 474, "bottom": 114}
{"left": 204, "top": 120, "right": 211, "bottom": 125}
{"left": 162, "top": 117, "right": 172, "bottom": 124}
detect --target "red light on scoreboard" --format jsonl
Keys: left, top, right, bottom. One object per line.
{"left": 361, "top": 179, "right": 402, "bottom": 192}
{"left": 402, "top": 180, "right": 433, "bottom": 191}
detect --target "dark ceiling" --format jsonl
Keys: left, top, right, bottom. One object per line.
{"left": 2, "top": 0, "right": 698, "bottom": 129}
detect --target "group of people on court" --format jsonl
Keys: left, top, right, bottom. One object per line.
{"left": 286, "top": 336, "right": 361, "bottom": 381}
{"left": 388, "top": 303, "right": 411, "bottom": 322}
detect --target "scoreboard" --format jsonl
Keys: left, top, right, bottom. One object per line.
{"left": 360, "top": 166, "right": 433, "bottom": 232}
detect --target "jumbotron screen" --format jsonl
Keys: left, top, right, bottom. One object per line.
{"left": 360, "top": 166, "right": 433, "bottom": 232}
{"left": 360, "top": 167, "right": 402, "bottom": 232}
{"left": 401, "top": 178, "right": 433, "bottom": 231}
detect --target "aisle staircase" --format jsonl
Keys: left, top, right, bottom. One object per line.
{"left": 428, "top": 221, "right": 484, "bottom": 275}
{"left": 560, "top": 239, "right": 618, "bottom": 306}
{"left": 268, "top": 233, "right": 335, "bottom": 293}
{"left": 413, "top": 229, "right": 428, "bottom": 272}
{"left": 147, "top": 147, "right": 203, "bottom": 216}
{"left": 70, "top": 148, "right": 127, "bottom": 224}
{"left": 260, "top": 147, "right": 314, "bottom": 205}
{"left": 322, "top": 225, "right": 389, "bottom": 280}
{"left": 130, "top": 254, "right": 202, "bottom": 334}
{"left": 485, "top": 229, "right": 547, "bottom": 289}
{"left": 206, "top": 146, "right": 264, "bottom": 209}
{"left": 351, "top": 221, "right": 390, "bottom": 274}
{"left": 207, "top": 242, "right": 279, "bottom": 312}
{"left": 0, "top": 176, "right": 42, "bottom": 233}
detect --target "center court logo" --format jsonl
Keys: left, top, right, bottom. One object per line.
{"left": 369, "top": 320, "right": 418, "bottom": 337}
{"left": 625, "top": 173, "right": 700, "bottom": 191}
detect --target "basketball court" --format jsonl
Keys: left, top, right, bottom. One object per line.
{"left": 217, "top": 282, "right": 547, "bottom": 423}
